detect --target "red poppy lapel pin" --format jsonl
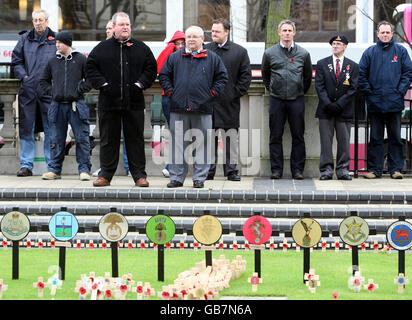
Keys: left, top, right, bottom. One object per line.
{"left": 48, "top": 36, "right": 54, "bottom": 41}
{"left": 126, "top": 41, "right": 133, "bottom": 47}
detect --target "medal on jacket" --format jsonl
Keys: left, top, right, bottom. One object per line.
{"left": 328, "top": 64, "right": 333, "bottom": 72}
{"left": 343, "top": 65, "right": 350, "bottom": 85}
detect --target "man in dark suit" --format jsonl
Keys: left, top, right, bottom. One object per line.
{"left": 315, "top": 34, "right": 359, "bottom": 180}
{"left": 204, "top": 18, "right": 251, "bottom": 181}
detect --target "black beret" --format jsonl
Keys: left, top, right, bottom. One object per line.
{"left": 329, "top": 34, "right": 348, "bottom": 45}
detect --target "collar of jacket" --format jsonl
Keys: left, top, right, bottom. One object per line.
{"left": 28, "top": 27, "right": 55, "bottom": 42}
{"left": 182, "top": 48, "right": 208, "bottom": 58}
{"left": 377, "top": 38, "right": 394, "bottom": 49}
{"left": 112, "top": 36, "right": 133, "bottom": 46}
{"left": 213, "top": 40, "right": 230, "bottom": 50}
{"left": 56, "top": 49, "right": 75, "bottom": 60}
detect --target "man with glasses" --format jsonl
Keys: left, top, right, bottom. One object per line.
{"left": 159, "top": 26, "right": 228, "bottom": 188}
{"left": 12, "top": 9, "right": 56, "bottom": 177}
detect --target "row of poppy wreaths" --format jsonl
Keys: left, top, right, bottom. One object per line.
{"left": 0, "top": 238, "right": 390, "bottom": 251}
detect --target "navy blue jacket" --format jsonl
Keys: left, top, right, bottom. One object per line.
{"left": 358, "top": 39, "right": 412, "bottom": 113}
{"left": 158, "top": 48, "right": 228, "bottom": 114}
{"left": 11, "top": 28, "right": 56, "bottom": 138}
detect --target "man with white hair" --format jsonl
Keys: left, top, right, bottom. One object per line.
{"left": 12, "top": 9, "right": 57, "bottom": 177}
{"left": 159, "top": 25, "right": 228, "bottom": 188}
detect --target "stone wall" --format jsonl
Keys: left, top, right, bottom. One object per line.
{"left": 0, "top": 79, "right": 326, "bottom": 178}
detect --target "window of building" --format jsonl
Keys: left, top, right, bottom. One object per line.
{"left": 184, "top": 0, "right": 230, "bottom": 41}
{"left": 247, "top": 0, "right": 357, "bottom": 42}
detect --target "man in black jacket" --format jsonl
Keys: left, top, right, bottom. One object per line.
{"left": 262, "top": 20, "right": 312, "bottom": 180}
{"left": 159, "top": 25, "right": 228, "bottom": 188}
{"left": 40, "top": 30, "right": 92, "bottom": 181}
{"left": 315, "top": 34, "right": 359, "bottom": 181}
{"left": 204, "top": 19, "right": 251, "bottom": 182}
{"left": 86, "top": 12, "right": 157, "bottom": 187}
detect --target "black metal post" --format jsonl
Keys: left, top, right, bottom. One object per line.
{"left": 111, "top": 241, "right": 119, "bottom": 277}
{"left": 350, "top": 211, "right": 359, "bottom": 275}
{"left": 255, "top": 249, "right": 261, "bottom": 278}
{"left": 205, "top": 250, "right": 213, "bottom": 268}
{"left": 12, "top": 241, "right": 19, "bottom": 280}
{"left": 59, "top": 247, "right": 66, "bottom": 280}
{"left": 398, "top": 216, "right": 406, "bottom": 275}
{"left": 158, "top": 244, "right": 164, "bottom": 282}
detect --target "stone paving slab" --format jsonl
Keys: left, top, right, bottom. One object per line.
{"left": 0, "top": 175, "right": 411, "bottom": 192}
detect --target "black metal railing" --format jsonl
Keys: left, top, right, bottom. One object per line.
{"left": 352, "top": 87, "right": 412, "bottom": 178}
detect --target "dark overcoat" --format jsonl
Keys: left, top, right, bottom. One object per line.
{"left": 11, "top": 27, "right": 56, "bottom": 139}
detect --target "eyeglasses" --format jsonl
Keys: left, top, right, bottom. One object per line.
{"left": 33, "top": 18, "right": 47, "bottom": 23}
{"left": 186, "top": 35, "right": 201, "bottom": 39}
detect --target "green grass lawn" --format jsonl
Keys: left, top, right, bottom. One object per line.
{"left": 0, "top": 248, "right": 410, "bottom": 300}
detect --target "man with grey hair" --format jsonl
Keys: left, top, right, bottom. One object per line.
{"left": 86, "top": 12, "right": 157, "bottom": 187}
{"left": 12, "top": 9, "right": 56, "bottom": 177}
{"left": 262, "top": 19, "right": 312, "bottom": 180}
{"left": 159, "top": 25, "right": 228, "bottom": 188}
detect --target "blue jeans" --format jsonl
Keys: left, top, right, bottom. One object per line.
{"left": 20, "top": 110, "right": 50, "bottom": 170}
{"left": 47, "top": 100, "right": 91, "bottom": 174}
{"left": 367, "top": 111, "right": 404, "bottom": 176}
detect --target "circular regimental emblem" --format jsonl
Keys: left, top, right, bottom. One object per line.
{"left": 193, "top": 215, "right": 222, "bottom": 246}
{"left": 145, "top": 215, "right": 176, "bottom": 245}
{"left": 387, "top": 221, "right": 412, "bottom": 251}
{"left": 243, "top": 215, "right": 272, "bottom": 245}
{"left": 339, "top": 216, "right": 369, "bottom": 246}
{"left": 292, "top": 218, "right": 322, "bottom": 248}
{"left": 49, "top": 211, "right": 79, "bottom": 241}
{"left": 99, "top": 212, "right": 129, "bottom": 242}
{"left": 1, "top": 211, "right": 30, "bottom": 241}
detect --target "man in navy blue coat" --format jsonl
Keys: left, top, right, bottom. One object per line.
{"left": 12, "top": 9, "right": 56, "bottom": 177}
{"left": 315, "top": 34, "right": 359, "bottom": 181}
{"left": 359, "top": 21, "right": 412, "bottom": 179}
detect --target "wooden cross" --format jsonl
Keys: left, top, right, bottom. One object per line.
{"left": 158, "top": 285, "right": 172, "bottom": 300}
{"left": 364, "top": 279, "right": 379, "bottom": 292}
{"left": 132, "top": 281, "right": 144, "bottom": 299}
{"left": 266, "top": 240, "right": 277, "bottom": 251}
{"left": 320, "top": 240, "right": 328, "bottom": 252}
{"left": 100, "top": 240, "right": 107, "bottom": 249}
{"left": 179, "top": 240, "right": 188, "bottom": 250}
{"left": 33, "top": 277, "right": 47, "bottom": 298}
{"left": 348, "top": 271, "right": 365, "bottom": 293}
{"left": 394, "top": 273, "right": 409, "bottom": 294}
{"left": 372, "top": 241, "right": 382, "bottom": 253}
{"left": 74, "top": 280, "right": 88, "bottom": 300}
{"left": 292, "top": 242, "right": 300, "bottom": 252}
{"left": 248, "top": 272, "right": 262, "bottom": 292}
{"left": 304, "top": 269, "right": 320, "bottom": 293}
{"left": 282, "top": 239, "right": 290, "bottom": 252}
{"left": 0, "top": 279, "right": 8, "bottom": 299}
{"left": 143, "top": 282, "right": 155, "bottom": 299}
{"left": 47, "top": 274, "right": 62, "bottom": 296}
{"left": 334, "top": 240, "right": 342, "bottom": 252}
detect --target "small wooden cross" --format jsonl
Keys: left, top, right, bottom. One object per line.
{"left": 334, "top": 240, "right": 342, "bottom": 252}
{"left": 158, "top": 285, "right": 172, "bottom": 300}
{"left": 74, "top": 280, "right": 88, "bottom": 300}
{"left": 320, "top": 240, "right": 328, "bottom": 252}
{"left": 0, "top": 279, "right": 8, "bottom": 299}
{"left": 143, "top": 282, "right": 155, "bottom": 299}
{"left": 266, "top": 240, "right": 277, "bottom": 250}
{"left": 47, "top": 274, "right": 62, "bottom": 296}
{"left": 348, "top": 271, "right": 365, "bottom": 293}
{"left": 282, "top": 239, "right": 290, "bottom": 252}
{"left": 33, "top": 277, "right": 47, "bottom": 298}
{"left": 372, "top": 241, "right": 382, "bottom": 253}
{"left": 133, "top": 281, "right": 144, "bottom": 299}
{"left": 248, "top": 272, "right": 262, "bottom": 292}
{"left": 364, "top": 279, "right": 379, "bottom": 292}
{"left": 304, "top": 269, "right": 320, "bottom": 293}
{"left": 394, "top": 273, "right": 409, "bottom": 294}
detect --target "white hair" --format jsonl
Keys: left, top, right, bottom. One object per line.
{"left": 112, "top": 12, "right": 130, "bottom": 25}
{"left": 185, "top": 25, "right": 204, "bottom": 38}
{"left": 32, "top": 9, "right": 49, "bottom": 20}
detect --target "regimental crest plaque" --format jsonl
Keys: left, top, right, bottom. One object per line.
{"left": 145, "top": 215, "right": 176, "bottom": 245}
{"left": 49, "top": 211, "right": 79, "bottom": 241}
{"left": 292, "top": 218, "right": 322, "bottom": 248}
{"left": 339, "top": 216, "right": 369, "bottom": 246}
{"left": 1, "top": 211, "right": 30, "bottom": 241}
{"left": 193, "top": 215, "right": 222, "bottom": 246}
{"left": 243, "top": 215, "right": 272, "bottom": 245}
{"left": 99, "top": 212, "right": 129, "bottom": 242}
{"left": 387, "top": 221, "right": 412, "bottom": 251}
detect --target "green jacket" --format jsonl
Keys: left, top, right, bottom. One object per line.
{"left": 262, "top": 43, "right": 312, "bottom": 100}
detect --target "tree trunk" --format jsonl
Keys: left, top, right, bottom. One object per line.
{"left": 265, "top": 0, "right": 292, "bottom": 49}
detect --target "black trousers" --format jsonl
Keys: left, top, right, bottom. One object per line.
{"left": 98, "top": 108, "right": 146, "bottom": 182}
{"left": 269, "top": 96, "right": 306, "bottom": 176}
{"left": 208, "top": 128, "right": 239, "bottom": 177}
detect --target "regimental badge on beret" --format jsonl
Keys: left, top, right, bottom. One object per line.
{"left": 329, "top": 34, "right": 349, "bottom": 45}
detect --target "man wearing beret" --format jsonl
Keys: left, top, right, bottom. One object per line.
{"left": 359, "top": 21, "right": 412, "bottom": 179}
{"left": 315, "top": 34, "right": 359, "bottom": 180}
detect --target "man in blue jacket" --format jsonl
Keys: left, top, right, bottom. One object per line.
{"left": 159, "top": 25, "right": 228, "bottom": 188}
{"left": 12, "top": 9, "right": 56, "bottom": 177}
{"left": 359, "top": 21, "right": 412, "bottom": 179}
